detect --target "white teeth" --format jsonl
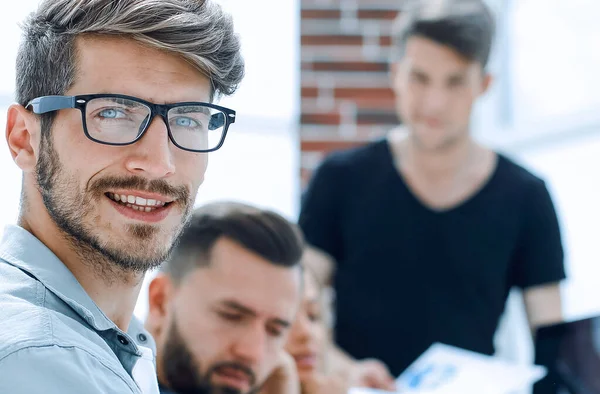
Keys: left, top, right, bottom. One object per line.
{"left": 109, "top": 193, "right": 168, "bottom": 208}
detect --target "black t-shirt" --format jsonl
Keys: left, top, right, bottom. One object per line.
{"left": 298, "top": 139, "right": 566, "bottom": 376}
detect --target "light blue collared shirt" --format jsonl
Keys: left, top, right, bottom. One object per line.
{"left": 0, "top": 225, "right": 158, "bottom": 393}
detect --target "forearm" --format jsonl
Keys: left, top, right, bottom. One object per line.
{"left": 524, "top": 283, "right": 563, "bottom": 331}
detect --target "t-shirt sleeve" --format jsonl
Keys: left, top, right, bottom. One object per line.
{"left": 0, "top": 345, "right": 138, "bottom": 393}
{"left": 511, "top": 178, "right": 566, "bottom": 289}
{"left": 298, "top": 156, "right": 345, "bottom": 262}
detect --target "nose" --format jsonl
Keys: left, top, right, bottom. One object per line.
{"left": 291, "top": 313, "right": 312, "bottom": 344}
{"left": 124, "top": 116, "right": 176, "bottom": 178}
{"left": 231, "top": 324, "right": 267, "bottom": 366}
{"left": 422, "top": 85, "right": 450, "bottom": 114}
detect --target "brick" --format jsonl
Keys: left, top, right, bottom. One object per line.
{"left": 335, "top": 87, "right": 395, "bottom": 100}
{"left": 380, "top": 36, "right": 393, "bottom": 46}
{"left": 312, "top": 61, "right": 388, "bottom": 72}
{"left": 301, "top": 35, "right": 363, "bottom": 46}
{"left": 353, "top": 96, "right": 397, "bottom": 111}
{"left": 300, "top": 0, "right": 404, "bottom": 175}
{"left": 357, "top": 10, "right": 399, "bottom": 20}
{"left": 300, "top": 139, "right": 369, "bottom": 154}
{"left": 301, "top": 61, "right": 313, "bottom": 71}
{"left": 356, "top": 110, "right": 399, "bottom": 126}
{"left": 301, "top": 112, "right": 341, "bottom": 125}
{"left": 301, "top": 9, "right": 342, "bottom": 19}
{"left": 301, "top": 87, "right": 319, "bottom": 98}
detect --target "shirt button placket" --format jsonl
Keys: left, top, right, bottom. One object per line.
{"left": 117, "top": 334, "right": 129, "bottom": 347}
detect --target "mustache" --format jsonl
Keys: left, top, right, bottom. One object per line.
{"left": 89, "top": 175, "right": 190, "bottom": 202}
{"left": 209, "top": 361, "right": 257, "bottom": 388}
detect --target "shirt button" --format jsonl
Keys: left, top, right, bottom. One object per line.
{"left": 137, "top": 333, "right": 147, "bottom": 343}
{"left": 117, "top": 335, "right": 129, "bottom": 346}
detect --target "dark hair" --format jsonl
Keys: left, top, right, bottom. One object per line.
{"left": 392, "top": 0, "right": 495, "bottom": 68}
{"left": 162, "top": 201, "right": 305, "bottom": 284}
{"left": 16, "top": 0, "right": 245, "bottom": 136}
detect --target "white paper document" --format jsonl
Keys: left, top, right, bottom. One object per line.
{"left": 395, "top": 343, "right": 546, "bottom": 393}
{"left": 349, "top": 343, "right": 547, "bottom": 394}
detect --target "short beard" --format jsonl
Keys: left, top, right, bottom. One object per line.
{"left": 34, "top": 130, "right": 192, "bottom": 283}
{"left": 163, "top": 319, "right": 262, "bottom": 394}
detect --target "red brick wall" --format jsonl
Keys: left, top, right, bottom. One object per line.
{"left": 300, "top": 1, "right": 402, "bottom": 187}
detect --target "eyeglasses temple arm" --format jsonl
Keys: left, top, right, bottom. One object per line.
{"left": 26, "top": 96, "right": 76, "bottom": 114}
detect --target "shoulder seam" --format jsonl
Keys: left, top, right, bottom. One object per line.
{"left": 0, "top": 343, "right": 139, "bottom": 392}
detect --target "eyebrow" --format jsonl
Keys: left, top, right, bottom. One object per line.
{"left": 220, "top": 300, "right": 291, "bottom": 328}
{"left": 411, "top": 69, "right": 429, "bottom": 78}
{"left": 448, "top": 73, "right": 467, "bottom": 82}
{"left": 170, "top": 106, "right": 211, "bottom": 116}
{"left": 99, "top": 97, "right": 145, "bottom": 108}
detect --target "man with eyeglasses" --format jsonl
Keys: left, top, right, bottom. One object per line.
{"left": 0, "top": 1, "right": 244, "bottom": 393}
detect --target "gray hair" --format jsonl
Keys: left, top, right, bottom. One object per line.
{"left": 15, "top": 0, "right": 245, "bottom": 114}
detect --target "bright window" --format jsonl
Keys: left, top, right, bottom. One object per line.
{"left": 509, "top": 0, "right": 600, "bottom": 128}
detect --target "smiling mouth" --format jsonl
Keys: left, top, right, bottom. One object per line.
{"left": 105, "top": 192, "right": 172, "bottom": 212}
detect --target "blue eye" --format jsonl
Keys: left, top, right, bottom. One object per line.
{"left": 174, "top": 117, "right": 200, "bottom": 128}
{"left": 98, "top": 108, "right": 125, "bottom": 119}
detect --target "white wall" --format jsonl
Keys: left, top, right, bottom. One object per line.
{"left": 509, "top": 0, "right": 600, "bottom": 127}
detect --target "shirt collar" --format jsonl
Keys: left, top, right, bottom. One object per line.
{"left": 157, "top": 383, "right": 176, "bottom": 394}
{"left": 0, "top": 224, "right": 116, "bottom": 331}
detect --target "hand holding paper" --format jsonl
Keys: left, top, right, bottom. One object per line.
{"left": 349, "top": 343, "right": 546, "bottom": 394}
{"left": 395, "top": 343, "right": 546, "bottom": 394}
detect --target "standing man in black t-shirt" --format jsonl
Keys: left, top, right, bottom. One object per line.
{"left": 299, "top": 0, "right": 566, "bottom": 377}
